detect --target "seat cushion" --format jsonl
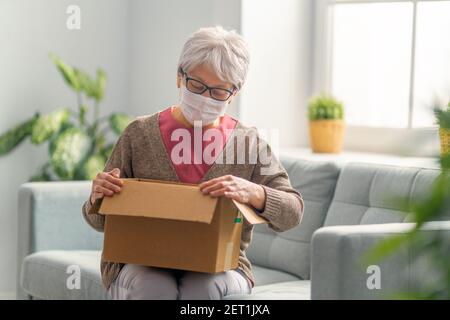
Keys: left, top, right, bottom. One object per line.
{"left": 246, "top": 157, "right": 341, "bottom": 281}
{"left": 20, "top": 250, "right": 109, "bottom": 300}
{"left": 20, "top": 250, "right": 301, "bottom": 300}
{"left": 224, "top": 281, "right": 311, "bottom": 300}
{"left": 252, "top": 265, "right": 300, "bottom": 286}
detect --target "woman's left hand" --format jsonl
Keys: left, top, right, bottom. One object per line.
{"left": 199, "top": 175, "right": 266, "bottom": 211}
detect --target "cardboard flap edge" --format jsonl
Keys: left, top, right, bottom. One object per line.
{"left": 231, "top": 199, "right": 268, "bottom": 225}
{"left": 94, "top": 179, "right": 218, "bottom": 223}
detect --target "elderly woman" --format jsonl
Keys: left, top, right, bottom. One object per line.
{"left": 82, "top": 26, "right": 304, "bottom": 300}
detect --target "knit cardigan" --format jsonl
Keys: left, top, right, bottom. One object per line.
{"left": 82, "top": 111, "right": 305, "bottom": 290}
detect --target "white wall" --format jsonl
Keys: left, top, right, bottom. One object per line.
{"left": 128, "top": 0, "right": 242, "bottom": 118}
{"left": 0, "top": 0, "right": 130, "bottom": 298}
{"left": 240, "top": 0, "right": 313, "bottom": 148}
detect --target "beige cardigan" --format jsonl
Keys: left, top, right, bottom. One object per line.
{"left": 82, "top": 111, "right": 304, "bottom": 290}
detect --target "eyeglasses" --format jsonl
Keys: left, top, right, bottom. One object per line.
{"left": 179, "top": 68, "right": 236, "bottom": 101}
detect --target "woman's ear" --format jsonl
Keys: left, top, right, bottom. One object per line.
{"left": 176, "top": 74, "right": 181, "bottom": 88}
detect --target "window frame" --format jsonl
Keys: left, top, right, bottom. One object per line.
{"left": 312, "top": 0, "right": 444, "bottom": 156}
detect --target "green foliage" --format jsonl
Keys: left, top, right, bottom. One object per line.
{"left": 361, "top": 232, "right": 417, "bottom": 267}
{"left": 95, "top": 69, "right": 107, "bottom": 102}
{"left": 361, "top": 98, "right": 450, "bottom": 298}
{"left": 100, "top": 144, "right": 115, "bottom": 161}
{"left": 109, "top": 113, "right": 133, "bottom": 135}
{"left": 29, "top": 163, "right": 52, "bottom": 182}
{"left": 0, "top": 55, "right": 134, "bottom": 181}
{"left": 50, "top": 54, "right": 81, "bottom": 92}
{"left": 434, "top": 101, "right": 450, "bottom": 129}
{"left": 0, "top": 113, "right": 39, "bottom": 156}
{"left": 308, "top": 94, "right": 344, "bottom": 120}
{"left": 76, "top": 153, "right": 106, "bottom": 181}
{"left": 31, "top": 108, "right": 71, "bottom": 144}
{"left": 50, "top": 54, "right": 106, "bottom": 101}
{"left": 363, "top": 151, "right": 450, "bottom": 299}
{"left": 49, "top": 127, "right": 91, "bottom": 180}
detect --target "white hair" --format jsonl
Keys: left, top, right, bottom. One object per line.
{"left": 177, "top": 26, "right": 250, "bottom": 90}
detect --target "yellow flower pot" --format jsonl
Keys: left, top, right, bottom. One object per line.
{"left": 309, "top": 119, "right": 346, "bottom": 153}
{"left": 439, "top": 127, "right": 450, "bottom": 155}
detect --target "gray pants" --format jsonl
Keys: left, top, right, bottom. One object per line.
{"left": 108, "top": 263, "right": 252, "bottom": 300}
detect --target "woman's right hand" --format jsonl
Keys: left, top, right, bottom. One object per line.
{"left": 90, "top": 168, "right": 124, "bottom": 205}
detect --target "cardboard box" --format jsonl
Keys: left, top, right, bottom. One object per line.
{"left": 89, "top": 178, "right": 267, "bottom": 273}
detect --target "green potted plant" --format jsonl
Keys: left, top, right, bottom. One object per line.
{"left": 361, "top": 103, "right": 450, "bottom": 299}
{"left": 434, "top": 101, "right": 450, "bottom": 156}
{"left": 0, "top": 54, "right": 133, "bottom": 181}
{"left": 307, "top": 94, "right": 345, "bottom": 153}
{"left": 362, "top": 152, "right": 450, "bottom": 299}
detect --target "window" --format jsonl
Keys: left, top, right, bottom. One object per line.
{"left": 320, "top": 0, "right": 450, "bottom": 129}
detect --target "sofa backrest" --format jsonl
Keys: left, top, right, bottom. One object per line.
{"left": 16, "top": 181, "right": 104, "bottom": 299}
{"left": 246, "top": 156, "right": 341, "bottom": 280}
{"left": 17, "top": 181, "right": 103, "bottom": 258}
{"left": 324, "top": 163, "right": 443, "bottom": 226}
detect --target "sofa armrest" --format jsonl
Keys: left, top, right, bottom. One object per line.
{"left": 17, "top": 181, "right": 103, "bottom": 299}
{"left": 310, "top": 222, "right": 450, "bottom": 300}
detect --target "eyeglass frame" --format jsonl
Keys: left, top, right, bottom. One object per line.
{"left": 178, "top": 67, "right": 237, "bottom": 101}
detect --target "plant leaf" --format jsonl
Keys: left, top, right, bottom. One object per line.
{"left": 434, "top": 102, "right": 450, "bottom": 128}
{"left": 76, "top": 153, "right": 106, "bottom": 180}
{"left": 29, "top": 163, "right": 52, "bottom": 182}
{"left": 95, "top": 69, "right": 107, "bottom": 102}
{"left": 50, "top": 54, "right": 81, "bottom": 92}
{"left": 74, "top": 68, "right": 97, "bottom": 99}
{"left": 360, "top": 232, "right": 417, "bottom": 266}
{"left": 49, "top": 127, "right": 91, "bottom": 180}
{"left": 30, "top": 108, "right": 71, "bottom": 144}
{"left": 0, "top": 113, "right": 39, "bottom": 156}
{"left": 100, "top": 143, "right": 114, "bottom": 160}
{"left": 308, "top": 95, "right": 344, "bottom": 120}
{"left": 440, "top": 154, "right": 450, "bottom": 170}
{"left": 79, "top": 104, "right": 88, "bottom": 126}
{"left": 109, "top": 113, "right": 133, "bottom": 135}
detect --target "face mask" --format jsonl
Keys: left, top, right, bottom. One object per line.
{"left": 179, "top": 86, "right": 228, "bottom": 126}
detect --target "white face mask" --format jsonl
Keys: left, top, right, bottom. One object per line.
{"left": 179, "top": 86, "right": 229, "bottom": 126}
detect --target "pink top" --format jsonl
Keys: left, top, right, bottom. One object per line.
{"left": 158, "top": 106, "right": 238, "bottom": 184}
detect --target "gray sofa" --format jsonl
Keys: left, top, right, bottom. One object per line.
{"left": 17, "top": 155, "right": 447, "bottom": 300}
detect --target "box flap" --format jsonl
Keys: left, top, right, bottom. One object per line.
{"left": 98, "top": 179, "right": 218, "bottom": 224}
{"left": 231, "top": 200, "right": 268, "bottom": 225}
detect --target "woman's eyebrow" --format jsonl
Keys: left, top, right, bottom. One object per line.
{"left": 191, "top": 74, "right": 229, "bottom": 88}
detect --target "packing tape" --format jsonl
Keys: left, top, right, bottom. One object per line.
{"left": 223, "top": 242, "right": 234, "bottom": 270}
{"left": 234, "top": 210, "right": 243, "bottom": 223}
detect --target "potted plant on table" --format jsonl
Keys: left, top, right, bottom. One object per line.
{"left": 307, "top": 94, "right": 345, "bottom": 153}
{"left": 434, "top": 101, "right": 450, "bottom": 156}
{"left": 0, "top": 54, "right": 133, "bottom": 181}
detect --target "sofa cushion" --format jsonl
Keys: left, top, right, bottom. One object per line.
{"left": 21, "top": 250, "right": 301, "bottom": 300}
{"left": 224, "top": 280, "right": 311, "bottom": 300}
{"left": 324, "top": 163, "right": 442, "bottom": 226}
{"left": 21, "top": 250, "right": 109, "bottom": 300}
{"left": 252, "top": 265, "right": 300, "bottom": 286}
{"left": 246, "top": 156, "right": 340, "bottom": 280}
{"left": 19, "top": 181, "right": 103, "bottom": 253}
{"left": 17, "top": 181, "right": 104, "bottom": 299}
